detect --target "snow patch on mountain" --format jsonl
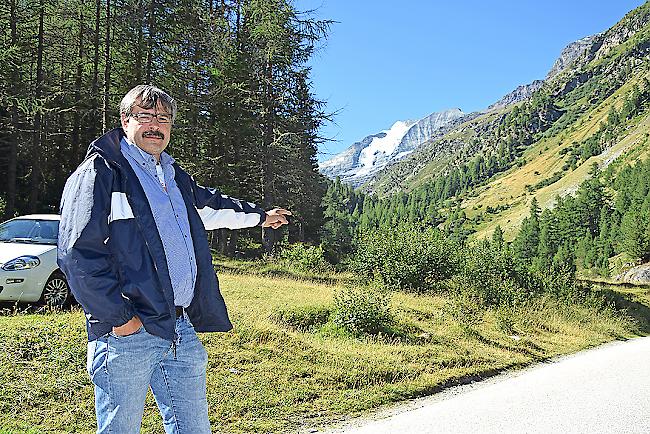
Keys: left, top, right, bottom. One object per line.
{"left": 355, "top": 120, "right": 416, "bottom": 177}
{"left": 319, "top": 109, "right": 465, "bottom": 187}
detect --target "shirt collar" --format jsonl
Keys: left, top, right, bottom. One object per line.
{"left": 120, "top": 137, "right": 174, "bottom": 167}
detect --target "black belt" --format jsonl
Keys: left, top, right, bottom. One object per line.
{"left": 175, "top": 306, "right": 185, "bottom": 318}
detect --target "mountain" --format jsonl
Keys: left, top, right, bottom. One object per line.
{"left": 545, "top": 34, "right": 600, "bottom": 81}
{"left": 488, "top": 35, "right": 603, "bottom": 112}
{"left": 487, "top": 80, "right": 545, "bottom": 111}
{"left": 319, "top": 109, "right": 465, "bottom": 186}
{"left": 321, "top": 30, "right": 601, "bottom": 189}
{"left": 487, "top": 34, "right": 600, "bottom": 111}
{"left": 363, "top": 2, "right": 650, "bottom": 239}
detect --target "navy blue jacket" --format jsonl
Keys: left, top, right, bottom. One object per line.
{"left": 58, "top": 128, "right": 266, "bottom": 341}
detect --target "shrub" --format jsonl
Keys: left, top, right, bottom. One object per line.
{"left": 451, "top": 242, "right": 539, "bottom": 307}
{"left": 451, "top": 240, "right": 591, "bottom": 309}
{"left": 278, "top": 243, "right": 330, "bottom": 273}
{"left": 333, "top": 286, "right": 392, "bottom": 335}
{"left": 270, "top": 305, "right": 331, "bottom": 332}
{"left": 537, "top": 268, "right": 584, "bottom": 301}
{"left": 351, "top": 224, "right": 460, "bottom": 293}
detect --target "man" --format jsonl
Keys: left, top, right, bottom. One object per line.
{"left": 57, "top": 84, "right": 290, "bottom": 433}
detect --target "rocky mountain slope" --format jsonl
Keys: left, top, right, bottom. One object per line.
{"left": 486, "top": 36, "right": 599, "bottom": 111}
{"left": 355, "top": 2, "right": 650, "bottom": 242}
{"left": 487, "top": 80, "right": 545, "bottom": 111}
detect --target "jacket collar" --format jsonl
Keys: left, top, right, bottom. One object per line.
{"left": 86, "top": 127, "right": 128, "bottom": 166}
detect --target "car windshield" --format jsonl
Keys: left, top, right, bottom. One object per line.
{"left": 0, "top": 219, "right": 59, "bottom": 245}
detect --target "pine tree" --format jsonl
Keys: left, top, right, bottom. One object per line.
{"left": 492, "top": 225, "right": 504, "bottom": 250}
{"left": 0, "top": 0, "right": 330, "bottom": 257}
{"left": 513, "top": 198, "right": 540, "bottom": 263}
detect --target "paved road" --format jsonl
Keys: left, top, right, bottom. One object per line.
{"left": 323, "top": 337, "right": 650, "bottom": 434}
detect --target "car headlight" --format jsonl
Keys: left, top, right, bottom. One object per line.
{"left": 2, "top": 255, "right": 41, "bottom": 271}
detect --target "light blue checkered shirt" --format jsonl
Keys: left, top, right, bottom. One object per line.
{"left": 120, "top": 138, "right": 197, "bottom": 307}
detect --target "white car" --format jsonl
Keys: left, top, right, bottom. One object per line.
{"left": 0, "top": 214, "right": 72, "bottom": 307}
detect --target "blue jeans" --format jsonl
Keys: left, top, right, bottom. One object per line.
{"left": 86, "top": 315, "right": 211, "bottom": 434}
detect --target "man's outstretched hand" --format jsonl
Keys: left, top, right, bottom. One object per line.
{"left": 263, "top": 208, "right": 292, "bottom": 229}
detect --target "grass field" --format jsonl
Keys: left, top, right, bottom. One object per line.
{"left": 1, "top": 269, "right": 648, "bottom": 433}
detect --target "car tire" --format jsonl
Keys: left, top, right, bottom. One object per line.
{"left": 40, "top": 271, "right": 72, "bottom": 308}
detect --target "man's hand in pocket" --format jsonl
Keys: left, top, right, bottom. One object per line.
{"left": 112, "top": 316, "right": 142, "bottom": 336}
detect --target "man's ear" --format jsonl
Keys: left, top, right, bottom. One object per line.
{"left": 120, "top": 113, "right": 128, "bottom": 130}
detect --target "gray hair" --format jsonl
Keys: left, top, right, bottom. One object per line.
{"left": 119, "top": 84, "right": 177, "bottom": 122}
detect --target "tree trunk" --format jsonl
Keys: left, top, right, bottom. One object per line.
{"left": 135, "top": 0, "right": 143, "bottom": 84}
{"left": 227, "top": 230, "right": 238, "bottom": 256}
{"left": 217, "top": 228, "right": 228, "bottom": 255}
{"left": 90, "top": 0, "right": 101, "bottom": 141}
{"left": 102, "top": 0, "right": 111, "bottom": 133}
{"left": 146, "top": 0, "right": 155, "bottom": 83}
{"left": 6, "top": 0, "right": 19, "bottom": 218}
{"left": 288, "top": 218, "right": 304, "bottom": 243}
{"left": 208, "top": 230, "right": 218, "bottom": 250}
{"left": 71, "top": 6, "right": 84, "bottom": 168}
{"left": 261, "top": 60, "right": 276, "bottom": 251}
{"left": 29, "top": 0, "right": 45, "bottom": 213}
{"left": 55, "top": 111, "right": 65, "bottom": 194}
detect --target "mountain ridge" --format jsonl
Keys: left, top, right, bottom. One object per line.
{"left": 320, "top": 29, "right": 602, "bottom": 188}
{"left": 319, "top": 108, "right": 465, "bottom": 186}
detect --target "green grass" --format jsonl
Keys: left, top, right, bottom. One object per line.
{"left": 0, "top": 270, "right": 648, "bottom": 433}
{"left": 213, "top": 255, "right": 355, "bottom": 286}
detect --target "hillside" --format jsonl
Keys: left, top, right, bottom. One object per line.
{"left": 363, "top": 2, "right": 650, "bottom": 241}
{"left": 470, "top": 69, "right": 650, "bottom": 240}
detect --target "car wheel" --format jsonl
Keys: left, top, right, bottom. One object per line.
{"left": 40, "top": 271, "right": 72, "bottom": 308}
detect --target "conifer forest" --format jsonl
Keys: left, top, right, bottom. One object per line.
{"left": 0, "top": 0, "right": 330, "bottom": 251}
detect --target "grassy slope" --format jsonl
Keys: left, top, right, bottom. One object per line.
{"left": 1, "top": 270, "right": 648, "bottom": 433}
{"left": 466, "top": 69, "right": 650, "bottom": 241}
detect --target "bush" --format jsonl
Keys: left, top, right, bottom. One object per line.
{"left": 451, "top": 242, "right": 540, "bottom": 307}
{"left": 351, "top": 224, "right": 460, "bottom": 293}
{"left": 333, "top": 286, "right": 392, "bottom": 335}
{"left": 537, "top": 267, "right": 583, "bottom": 301}
{"left": 270, "top": 305, "right": 331, "bottom": 332}
{"left": 278, "top": 243, "right": 331, "bottom": 273}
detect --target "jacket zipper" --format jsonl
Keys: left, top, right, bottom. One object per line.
{"left": 112, "top": 158, "right": 179, "bottom": 345}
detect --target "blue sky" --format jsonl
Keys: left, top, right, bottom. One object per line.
{"left": 294, "top": 0, "right": 647, "bottom": 162}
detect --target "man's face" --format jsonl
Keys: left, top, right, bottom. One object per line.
{"left": 120, "top": 99, "right": 172, "bottom": 159}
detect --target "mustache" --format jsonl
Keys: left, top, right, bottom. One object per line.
{"left": 142, "top": 130, "right": 165, "bottom": 140}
